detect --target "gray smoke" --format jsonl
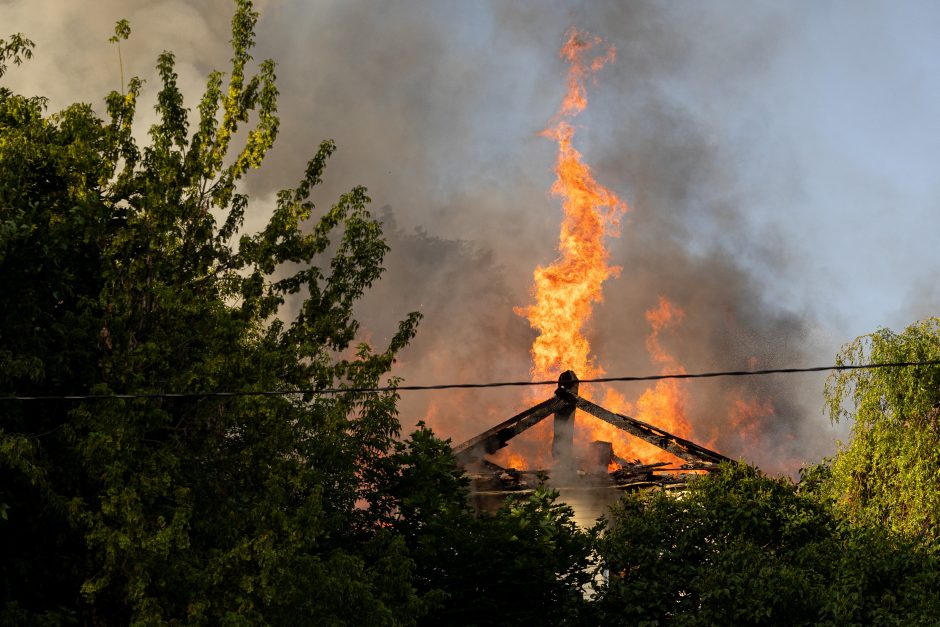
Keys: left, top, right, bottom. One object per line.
{"left": 0, "top": 0, "right": 854, "bottom": 474}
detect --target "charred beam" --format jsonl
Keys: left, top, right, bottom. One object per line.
{"left": 453, "top": 396, "right": 564, "bottom": 465}
{"left": 610, "top": 461, "right": 670, "bottom": 483}
{"left": 572, "top": 396, "right": 730, "bottom": 464}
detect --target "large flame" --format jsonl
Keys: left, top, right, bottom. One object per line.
{"left": 507, "top": 30, "right": 696, "bottom": 470}
{"left": 628, "top": 297, "right": 693, "bottom": 462}
{"left": 481, "top": 29, "right": 780, "bottom": 474}
{"left": 577, "top": 297, "right": 693, "bottom": 466}
{"left": 513, "top": 29, "right": 624, "bottom": 382}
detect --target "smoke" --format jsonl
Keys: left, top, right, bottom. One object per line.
{"left": 0, "top": 0, "right": 237, "bottom": 119}
{"left": 0, "top": 0, "right": 848, "bottom": 474}
{"left": 358, "top": 208, "right": 536, "bottom": 445}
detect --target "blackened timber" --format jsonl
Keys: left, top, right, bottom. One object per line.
{"left": 610, "top": 461, "right": 669, "bottom": 483}
{"left": 571, "top": 395, "right": 730, "bottom": 464}
{"left": 453, "top": 396, "right": 564, "bottom": 464}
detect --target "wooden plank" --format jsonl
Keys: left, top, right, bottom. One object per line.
{"left": 611, "top": 462, "right": 669, "bottom": 480}
{"left": 616, "top": 461, "right": 670, "bottom": 472}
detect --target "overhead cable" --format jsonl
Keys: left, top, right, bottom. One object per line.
{"left": 1, "top": 359, "right": 938, "bottom": 402}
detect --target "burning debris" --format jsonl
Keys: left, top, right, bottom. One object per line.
{"left": 454, "top": 371, "right": 729, "bottom": 493}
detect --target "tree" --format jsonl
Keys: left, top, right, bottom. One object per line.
{"left": 380, "top": 424, "right": 598, "bottom": 626}
{"left": 594, "top": 462, "right": 940, "bottom": 625}
{"left": 1, "top": 2, "right": 422, "bottom": 624}
{"left": 595, "top": 463, "right": 834, "bottom": 625}
{"left": 824, "top": 317, "right": 940, "bottom": 540}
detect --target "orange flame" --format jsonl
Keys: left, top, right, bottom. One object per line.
{"left": 502, "top": 31, "right": 697, "bottom": 472}
{"left": 588, "top": 297, "right": 693, "bottom": 466}
{"left": 514, "top": 29, "right": 625, "bottom": 382}
{"left": 730, "top": 394, "right": 774, "bottom": 445}
{"left": 644, "top": 296, "right": 686, "bottom": 371}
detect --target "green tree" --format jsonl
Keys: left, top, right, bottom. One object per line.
{"left": 824, "top": 317, "right": 940, "bottom": 540}
{"left": 1, "top": 2, "right": 422, "bottom": 624}
{"left": 380, "top": 424, "right": 597, "bottom": 626}
{"left": 596, "top": 463, "right": 834, "bottom": 625}
{"left": 594, "top": 462, "right": 940, "bottom": 626}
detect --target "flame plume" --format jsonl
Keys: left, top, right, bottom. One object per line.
{"left": 492, "top": 29, "right": 776, "bottom": 473}
{"left": 629, "top": 297, "right": 693, "bottom": 461}
{"left": 508, "top": 30, "right": 697, "bottom": 470}
{"left": 514, "top": 29, "right": 625, "bottom": 382}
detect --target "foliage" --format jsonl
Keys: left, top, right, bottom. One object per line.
{"left": 108, "top": 19, "right": 131, "bottom": 93}
{"left": 594, "top": 462, "right": 940, "bottom": 626}
{"left": 484, "top": 484, "right": 598, "bottom": 626}
{"left": 821, "top": 526, "right": 940, "bottom": 626}
{"left": 108, "top": 20, "right": 131, "bottom": 44}
{"left": 381, "top": 424, "right": 597, "bottom": 626}
{"left": 0, "top": 33, "right": 34, "bottom": 81}
{"left": 0, "top": 1, "right": 422, "bottom": 623}
{"left": 824, "top": 317, "right": 940, "bottom": 540}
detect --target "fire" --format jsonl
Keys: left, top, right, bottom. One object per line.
{"left": 476, "top": 30, "right": 781, "bottom": 475}
{"left": 502, "top": 452, "right": 528, "bottom": 472}
{"left": 632, "top": 297, "right": 694, "bottom": 460}
{"left": 513, "top": 29, "right": 625, "bottom": 383}
{"left": 587, "top": 298, "right": 693, "bottom": 466}
{"left": 730, "top": 394, "right": 774, "bottom": 445}
{"left": 644, "top": 296, "right": 686, "bottom": 371}
{"left": 491, "top": 417, "right": 554, "bottom": 470}
{"left": 507, "top": 29, "right": 698, "bottom": 471}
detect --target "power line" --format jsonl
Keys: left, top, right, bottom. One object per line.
{"left": 1, "top": 360, "right": 937, "bottom": 402}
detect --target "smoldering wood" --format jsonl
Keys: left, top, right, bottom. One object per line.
{"left": 454, "top": 370, "right": 732, "bottom": 497}
{"left": 569, "top": 394, "right": 730, "bottom": 465}
{"left": 610, "top": 461, "right": 670, "bottom": 483}
{"left": 452, "top": 396, "right": 564, "bottom": 467}
{"left": 613, "top": 478, "right": 688, "bottom": 490}
{"left": 478, "top": 458, "right": 509, "bottom": 473}
{"left": 679, "top": 461, "right": 721, "bottom": 471}
{"left": 465, "top": 465, "right": 533, "bottom": 492}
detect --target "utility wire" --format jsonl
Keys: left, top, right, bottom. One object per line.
{"left": 1, "top": 360, "right": 938, "bottom": 402}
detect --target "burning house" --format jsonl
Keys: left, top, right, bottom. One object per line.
{"left": 453, "top": 370, "right": 729, "bottom": 501}
{"left": 445, "top": 30, "right": 753, "bottom": 507}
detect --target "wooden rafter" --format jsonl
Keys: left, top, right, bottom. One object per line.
{"left": 560, "top": 390, "right": 730, "bottom": 465}
{"left": 453, "top": 371, "right": 730, "bottom": 470}
{"left": 453, "top": 396, "right": 565, "bottom": 465}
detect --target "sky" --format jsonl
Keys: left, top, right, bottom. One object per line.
{"left": 2, "top": 0, "right": 939, "bottom": 473}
